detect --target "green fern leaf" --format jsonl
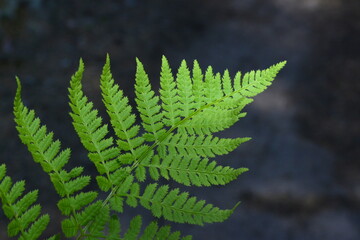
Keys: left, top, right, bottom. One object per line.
{"left": 141, "top": 223, "right": 183, "bottom": 240}
{"left": 204, "top": 66, "right": 223, "bottom": 102}
{"left": 100, "top": 55, "right": 145, "bottom": 164}
{"left": 175, "top": 101, "right": 248, "bottom": 137}
{"left": 222, "top": 69, "right": 233, "bottom": 95}
{"left": 4, "top": 55, "right": 285, "bottom": 239}
{"left": 141, "top": 184, "right": 237, "bottom": 225}
{"left": 171, "top": 61, "right": 285, "bottom": 137}
{"left": 86, "top": 205, "right": 110, "bottom": 239}
{"left": 141, "top": 155, "right": 248, "bottom": 186}
{"left": 117, "top": 180, "right": 237, "bottom": 226}
{"left": 46, "top": 235, "right": 58, "bottom": 240}
{"left": 77, "top": 200, "right": 103, "bottom": 226}
{"left": 7, "top": 180, "right": 25, "bottom": 204}
{"left": 138, "top": 221, "right": 158, "bottom": 240}
{"left": 20, "top": 214, "right": 50, "bottom": 240}
{"left": 96, "top": 175, "right": 112, "bottom": 192}
{"left": 160, "top": 133, "right": 250, "bottom": 158}
{"left": 109, "top": 215, "right": 193, "bottom": 240}
{"left": 176, "top": 60, "right": 196, "bottom": 118}
{"left": 0, "top": 164, "right": 50, "bottom": 239}
{"left": 61, "top": 217, "right": 78, "bottom": 237}
{"left": 233, "top": 71, "right": 242, "bottom": 91}
{"left": 13, "top": 190, "right": 38, "bottom": 217}
{"left": 123, "top": 215, "right": 142, "bottom": 240}
{"left": 14, "top": 78, "right": 102, "bottom": 238}
{"left": 135, "top": 58, "right": 165, "bottom": 141}
{"left": 236, "top": 61, "right": 286, "bottom": 97}
{"left": 57, "top": 191, "right": 98, "bottom": 216}
{"left": 0, "top": 165, "right": 5, "bottom": 180}
{"left": 191, "top": 60, "right": 204, "bottom": 109}
{"left": 107, "top": 215, "right": 121, "bottom": 240}
{"left": 109, "top": 195, "right": 124, "bottom": 213}
{"left": 68, "top": 58, "right": 121, "bottom": 186}
{"left": 160, "top": 56, "right": 179, "bottom": 127}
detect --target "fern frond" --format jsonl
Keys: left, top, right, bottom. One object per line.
{"left": 140, "top": 183, "right": 237, "bottom": 225}
{"left": 172, "top": 61, "right": 286, "bottom": 136}
{"left": 135, "top": 58, "right": 165, "bottom": 142}
{"left": 140, "top": 155, "right": 248, "bottom": 186}
{"left": 46, "top": 235, "right": 61, "bottom": 240}
{"left": 68, "top": 59, "right": 131, "bottom": 237}
{"left": 100, "top": 55, "right": 145, "bottom": 164}
{"left": 114, "top": 176, "right": 237, "bottom": 225}
{"left": 68, "top": 58, "right": 125, "bottom": 193}
{"left": 77, "top": 201, "right": 105, "bottom": 230}
{"left": 14, "top": 78, "right": 102, "bottom": 238}
{"left": 86, "top": 204, "right": 109, "bottom": 238}
{"left": 0, "top": 164, "right": 50, "bottom": 239}
{"left": 191, "top": 60, "right": 204, "bottom": 109}
{"left": 122, "top": 215, "right": 141, "bottom": 240}
{"left": 130, "top": 215, "right": 192, "bottom": 240}
{"left": 2, "top": 55, "right": 287, "bottom": 240}
{"left": 159, "top": 133, "right": 250, "bottom": 158}
{"left": 235, "top": 61, "right": 286, "bottom": 97}
{"left": 107, "top": 215, "right": 121, "bottom": 240}
{"left": 222, "top": 69, "right": 233, "bottom": 95}
{"left": 103, "top": 215, "right": 192, "bottom": 240}
{"left": 177, "top": 102, "right": 249, "bottom": 135}
{"left": 103, "top": 57, "right": 284, "bottom": 227}
{"left": 57, "top": 191, "right": 98, "bottom": 216}
{"left": 204, "top": 66, "right": 223, "bottom": 102}
{"left": 176, "top": 60, "right": 196, "bottom": 118}
{"left": 233, "top": 71, "right": 242, "bottom": 91}
{"left": 160, "top": 56, "right": 180, "bottom": 127}
{"left": 61, "top": 201, "right": 104, "bottom": 238}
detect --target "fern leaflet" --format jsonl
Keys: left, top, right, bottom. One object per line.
{"left": 14, "top": 79, "right": 103, "bottom": 238}
{"left": 0, "top": 164, "right": 50, "bottom": 239}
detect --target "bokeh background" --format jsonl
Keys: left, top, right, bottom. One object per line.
{"left": 0, "top": 0, "right": 359, "bottom": 239}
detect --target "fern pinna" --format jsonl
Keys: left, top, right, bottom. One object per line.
{"left": 0, "top": 55, "right": 285, "bottom": 239}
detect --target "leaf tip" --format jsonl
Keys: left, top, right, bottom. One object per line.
{"left": 277, "top": 60, "right": 287, "bottom": 70}
{"left": 232, "top": 201, "right": 241, "bottom": 212}
{"left": 14, "top": 76, "right": 22, "bottom": 105}
{"left": 79, "top": 58, "right": 84, "bottom": 68}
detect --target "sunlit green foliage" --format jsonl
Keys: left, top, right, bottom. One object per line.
{"left": 0, "top": 55, "right": 285, "bottom": 239}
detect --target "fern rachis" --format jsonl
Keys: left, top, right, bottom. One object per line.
{"left": 0, "top": 54, "right": 285, "bottom": 239}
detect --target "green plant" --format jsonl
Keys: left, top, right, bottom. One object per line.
{"left": 0, "top": 55, "right": 285, "bottom": 239}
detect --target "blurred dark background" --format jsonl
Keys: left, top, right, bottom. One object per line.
{"left": 0, "top": 0, "right": 359, "bottom": 239}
